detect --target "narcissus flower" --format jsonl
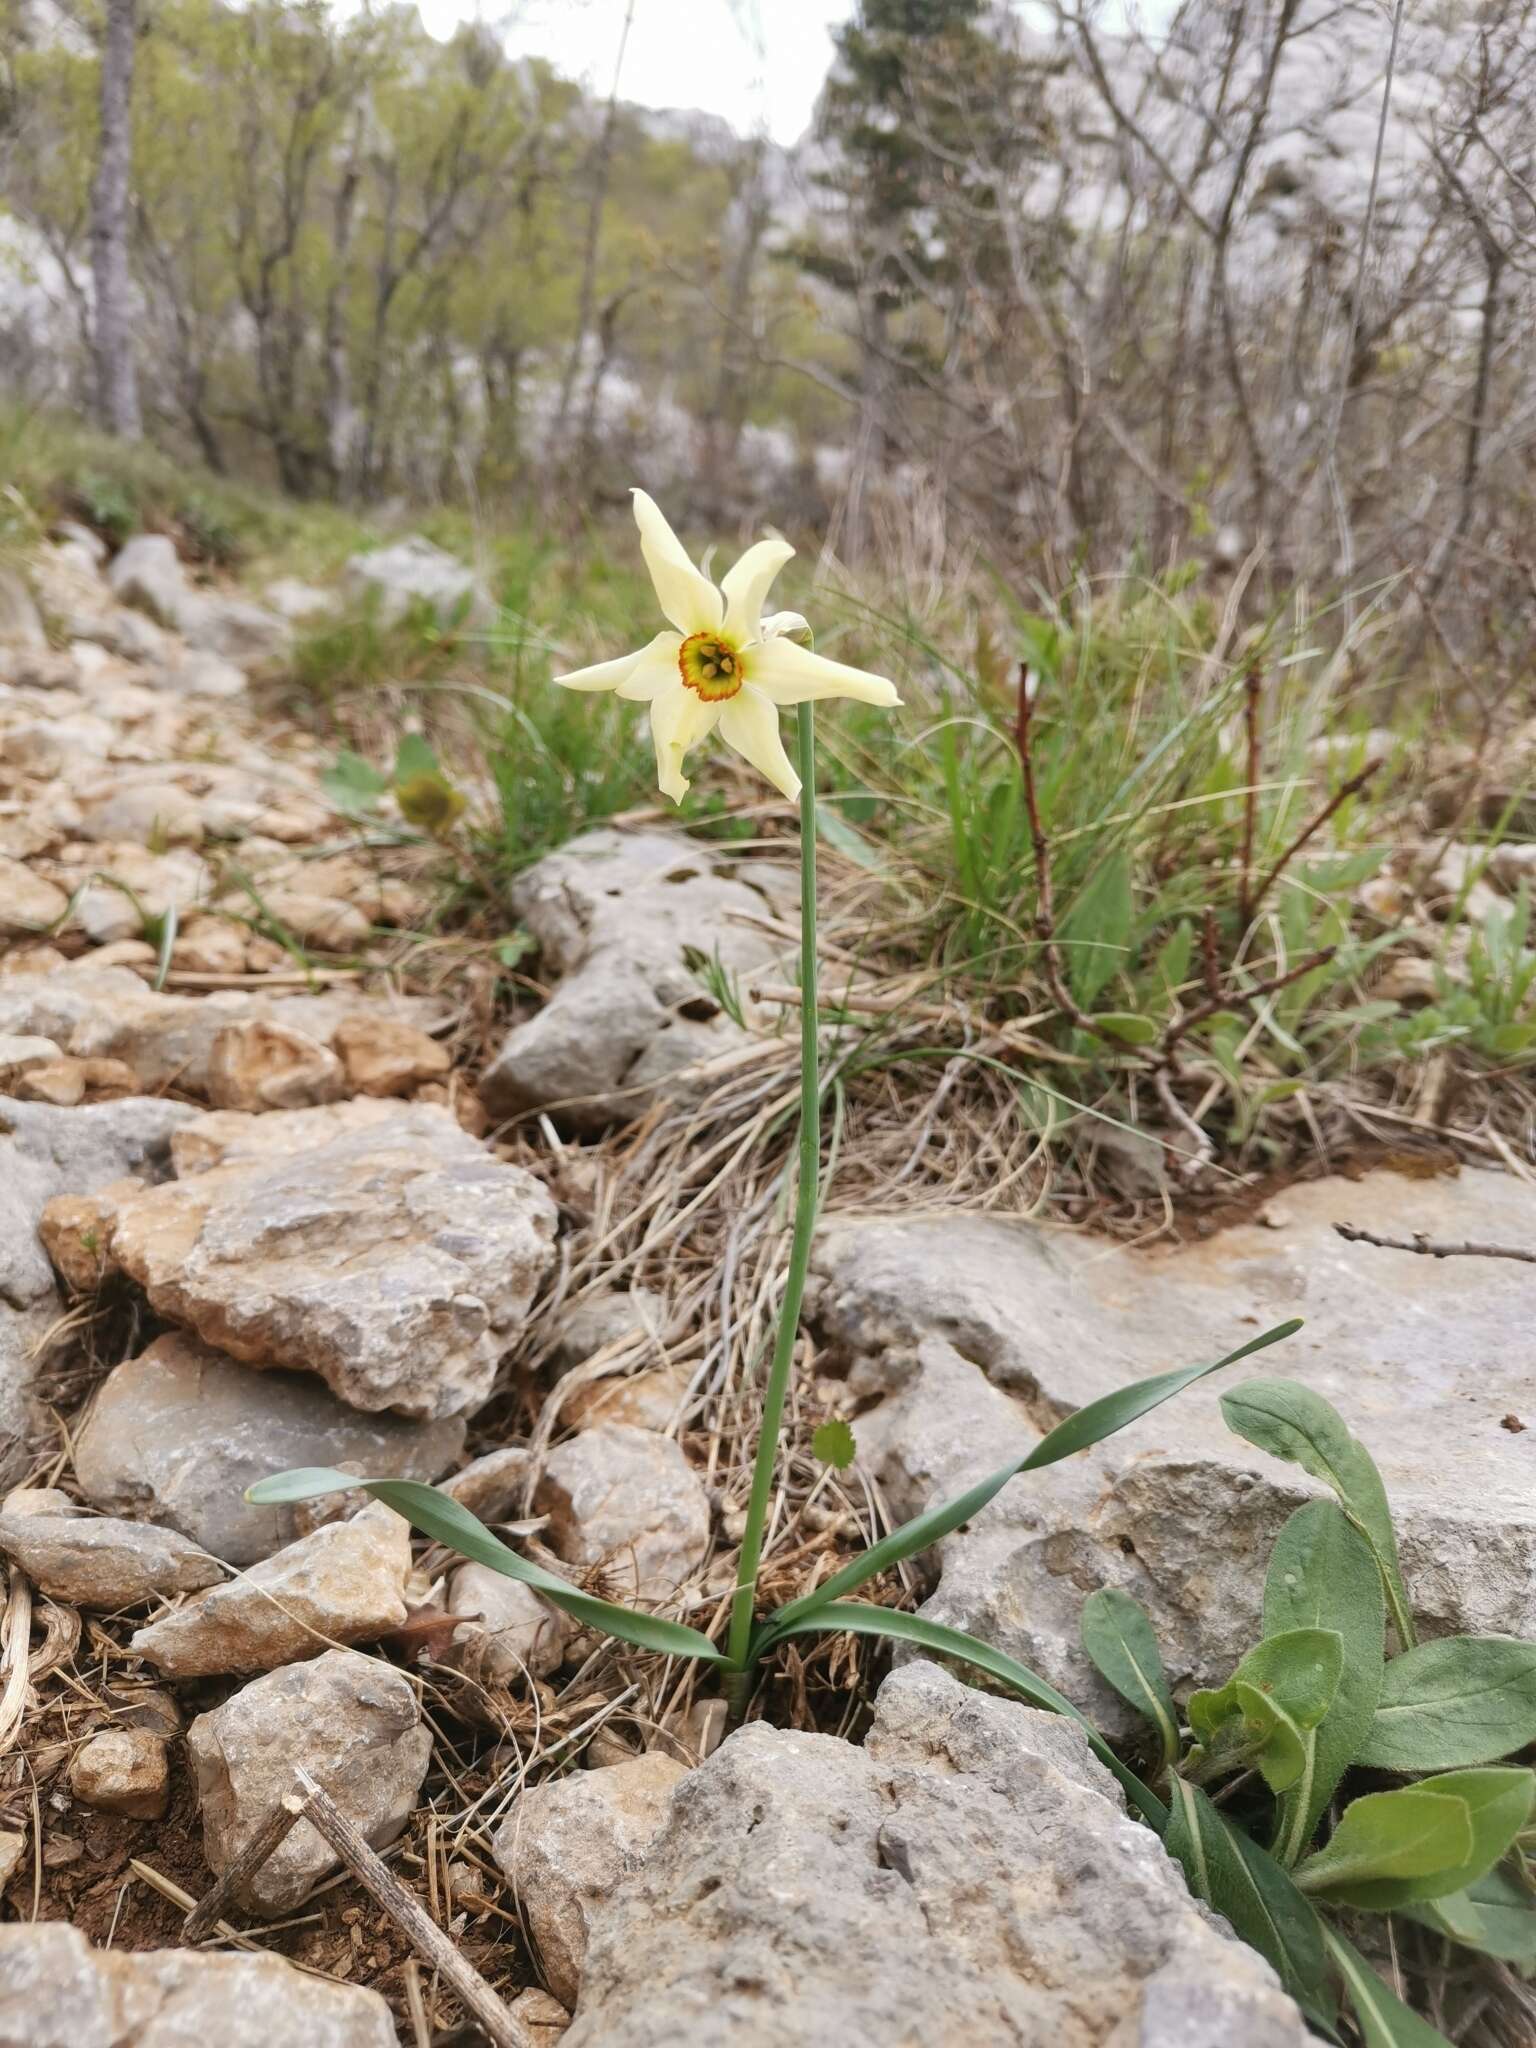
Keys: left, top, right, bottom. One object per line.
{"left": 555, "top": 490, "right": 899, "bottom": 804}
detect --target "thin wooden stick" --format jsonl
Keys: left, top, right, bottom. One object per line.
{"left": 292, "top": 1772, "right": 533, "bottom": 2048}
{"left": 1199, "top": 905, "right": 1223, "bottom": 1002}
{"left": 1334, "top": 1222, "right": 1536, "bottom": 1266}
{"left": 135, "top": 1859, "right": 280, "bottom": 1957}
{"left": 1154, "top": 1065, "right": 1215, "bottom": 1179}
{"left": 1160, "top": 943, "right": 1338, "bottom": 1063}
{"left": 161, "top": 968, "right": 364, "bottom": 990}
{"left": 402, "top": 1959, "right": 433, "bottom": 2048}
{"left": 0, "top": 1571, "right": 33, "bottom": 1759}
{"left": 1245, "top": 758, "right": 1382, "bottom": 923}
{"left": 184, "top": 1773, "right": 533, "bottom": 2046}
{"left": 749, "top": 981, "right": 951, "bottom": 1022}
{"left": 182, "top": 1793, "right": 308, "bottom": 1940}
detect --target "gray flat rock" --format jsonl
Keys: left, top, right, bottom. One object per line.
{"left": 479, "top": 828, "right": 795, "bottom": 1129}
{"left": 565, "top": 1661, "right": 1308, "bottom": 2047}
{"left": 0, "top": 1919, "right": 397, "bottom": 2044}
{"left": 72, "top": 1331, "right": 464, "bottom": 1563}
{"left": 811, "top": 1167, "right": 1536, "bottom": 1726}
{"left": 107, "top": 1105, "right": 558, "bottom": 1418}
{"left": 0, "top": 1095, "right": 195, "bottom": 1485}
{"left": 0, "top": 1488, "right": 223, "bottom": 1609}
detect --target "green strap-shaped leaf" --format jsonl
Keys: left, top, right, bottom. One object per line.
{"left": 1357, "top": 1635, "right": 1536, "bottom": 1772}
{"left": 245, "top": 1468, "right": 727, "bottom": 1665}
{"left": 1264, "top": 1501, "right": 1385, "bottom": 1863}
{"left": 1220, "top": 1379, "right": 1415, "bottom": 1650}
{"left": 1322, "top": 1927, "right": 1455, "bottom": 2048}
{"left": 1080, "top": 1588, "right": 1179, "bottom": 1770}
{"left": 773, "top": 1320, "right": 1302, "bottom": 1631}
{"left": 1164, "top": 1777, "right": 1335, "bottom": 2034}
{"left": 755, "top": 1601, "right": 1168, "bottom": 1831}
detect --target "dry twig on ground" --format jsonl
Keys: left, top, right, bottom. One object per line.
{"left": 1334, "top": 1221, "right": 1536, "bottom": 1265}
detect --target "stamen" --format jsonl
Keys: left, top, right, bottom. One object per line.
{"left": 678, "top": 631, "right": 746, "bottom": 703}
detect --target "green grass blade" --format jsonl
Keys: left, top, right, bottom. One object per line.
{"left": 151, "top": 899, "right": 178, "bottom": 992}
{"left": 1323, "top": 1927, "right": 1456, "bottom": 2048}
{"left": 1166, "top": 1776, "right": 1338, "bottom": 2036}
{"left": 245, "top": 1468, "right": 726, "bottom": 1665}
{"left": 755, "top": 1600, "right": 1167, "bottom": 1830}
{"left": 772, "top": 1319, "right": 1302, "bottom": 1630}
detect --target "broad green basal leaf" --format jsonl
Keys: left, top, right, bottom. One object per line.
{"left": 1246, "top": 1626, "right": 1346, "bottom": 1730}
{"left": 1080, "top": 1588, "right": 1179, "bottom": 1769}
{"left": 1234, "top": 1683, "right": 1309, "bottom": 1794}
{"left": 1061, "top": 847, "right": 1132, "bottom": 1008}
{"left": 1222, "top": 1379, "right": 1415, "bottom": 1650}
{"left": 1264, "top": 1501, "right": 1385, "bottom": 1863}
{"left": 1188, "top": 1628, "right": 1343, "bottom": 1794}
{"left": 1087, "top": 1010, "right": 1160, "bottom": 1046}
{"left": 322, "top": 748, "right": 391, "bottom": 817}
{"left": 1403, "top": 1866, "right": 1536, "bottom": 1966}
{"left": 1344, "top": 1769, "right": 1534, "bottom": 1908}
{"left": 1358, "top": 1635, "right": 1536, "bottom": 1771}
{"left": 1295, "top": 1786, "right": 1474, "bottom": 1904}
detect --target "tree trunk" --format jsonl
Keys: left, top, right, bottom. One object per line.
{"left": 552, "top": 0, "right": 634, "bottom": 460}
{"left": 1422, "top": 240, "right": 1504, "bottom": 609}
{"left": 323, "top": 130, "right": 362, "bottom": 497}
{"left": 90, "top": 0, "right": 141, "bottom": 438}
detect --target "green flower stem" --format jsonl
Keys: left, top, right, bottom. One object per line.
{"left": 725, "top": 703, "right": 820, "bottom": 1704}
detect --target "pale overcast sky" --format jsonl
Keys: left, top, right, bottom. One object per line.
{"left": 403, "top": 1, "right": 1167, "bottom": 147}
{"left": 415, "top": 0, "right": 850, "bottom": 146}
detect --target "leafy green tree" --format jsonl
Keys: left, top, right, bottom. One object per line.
{"left": 794, "top": 0, "right": 1053, "bottom": 534}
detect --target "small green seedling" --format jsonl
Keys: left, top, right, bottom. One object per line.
{"left": 1081, "top": 1381, "right": 1536, "bottom": 2044}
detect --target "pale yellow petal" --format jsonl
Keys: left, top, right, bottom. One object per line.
{"left": 760, "top": 609, "right": 810, "bottom": 641}
{"left": 721, "top": 536, "right": 795, "bottom": 644}
{"left": 746, "top": 635, "right": 900, "bottom": 708}
{"left": 614, "top": 632, "right": 683, "bottom": 700}
{"left": 649, "top": 678, "right": 722, "bottom": 804}
{"left": 554, "top": 634, "right": 668, "bottom": 693}
{"left": 632, "top": 489, "right": 723, "bottom": 636}
{"left": 717, "top": 684, "right": 800, "bottom": 803}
